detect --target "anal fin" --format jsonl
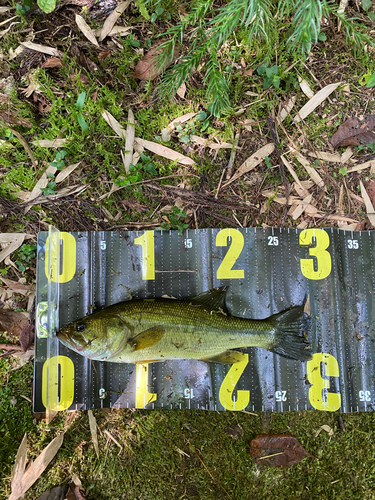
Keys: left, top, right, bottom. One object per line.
{"left": 200, "top": 350, "right": 246, "bottom": 364}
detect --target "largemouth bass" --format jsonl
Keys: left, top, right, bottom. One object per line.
{"left": 57, "top": 288, "right": 311, "bottom": 363}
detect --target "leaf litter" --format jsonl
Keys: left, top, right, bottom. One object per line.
{"left": 249, "top": 434, "right": 314, "bottom": 467}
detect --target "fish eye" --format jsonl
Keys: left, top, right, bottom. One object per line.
{"left": 76, "top": 324, "right": 85, "bottom": 332}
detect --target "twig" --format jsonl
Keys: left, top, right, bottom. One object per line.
{"left": 225, "top": 131, "right": 240, "bottom": 180}
{"left": 188, "top": 441, "right": 231, "bottom": 499}
{"left": 0, "top": 343, "right": 23, "bottom": 351}
{"left": 215, "top": 167, "right": 226, "bottom": 199}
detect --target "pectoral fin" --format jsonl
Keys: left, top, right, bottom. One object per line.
{"left": 129, "top": 326, "right": 165, "bottom": 351}
{"left": 200, "top": 350, "right": 246, "bottom": 364}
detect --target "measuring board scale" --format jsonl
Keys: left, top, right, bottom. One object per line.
{"left": 33, "top": 228, "right": 375, "bottom": 414}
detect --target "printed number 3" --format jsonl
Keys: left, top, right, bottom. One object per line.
{"left": 299, "top": 229, "right": 331, "bottom": 280}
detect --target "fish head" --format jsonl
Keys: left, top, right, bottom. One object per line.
{"left": 57, "top": 312, "right": 130, "bottom": 361}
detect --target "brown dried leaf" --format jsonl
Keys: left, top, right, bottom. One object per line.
{"left": 249, "top": 434, "right": 313, "bottom": 467}
{"left": 41, "top": 57, "right": 63, "bottom": 69}
{"left": 66, "top": 483, "right": 87, "bottom": 500}
{"left": 225, "top": 424, "right": 244, "bottom": 440}
{"left": 131, "top": 42, "right": 178, "bottom": 81}
{"left": 9, "top": 433, "right": 64, "bottom": 500}
{"left": 11, "top": 434, "right": 28, "bottom": 493}
{"left": 19, "top": 323, "right": 34, "bottom": 351}
{"left": 0, "top": 309, "right": 30, "bottom": 339}
{"left": 366, "top": 180, "right": 375, "bottom": 207}
{"left": 331, "top": 116, "right": 375, "bottom": 148}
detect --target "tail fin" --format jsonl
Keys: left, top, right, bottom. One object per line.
{"left": 268, "top": 305, "right": 312, "bottom": 361}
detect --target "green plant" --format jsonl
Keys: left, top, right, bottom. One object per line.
{"left": 114, "top": 153, "right": 158, "bottom": 187}
{"left": 160, "top": 206, "right": 189, "bottom": 235}
{"left": 15, "top": 243, "right": 37, "bottom": 272}
{"left": 40, "top": 173, "right": 57, "bottom": 196}
{"left": 141, "top": 0, "right": 373, "bottom": 117}
{"left": 151, "top": 6, "right": 171, "bottom": 23}
{"left": 49, "top": 150, "right": 67, "bottom": 170}
{"left": 75, "top": 92, "right": 88, "bottom": 131}
{"left": 339, "top": 166, "right": 347, "bottom": 176}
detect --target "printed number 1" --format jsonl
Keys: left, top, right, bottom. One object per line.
{"left": 134, "top": 231, "right": 155, "bottom": 280}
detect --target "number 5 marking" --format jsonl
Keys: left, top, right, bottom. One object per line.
{"left": 307, "top": 353, "right": 341, "bottom": 411}
{"left": 299, "top": 229, "right": 331, "bottom": 280}
{"left": 134, "top": 231, "right": 155, "bottom": 280}
{"left": 216, "top": 229, "right": 245, "bottom": 280}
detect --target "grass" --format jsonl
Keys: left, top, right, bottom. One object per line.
{"left": 1, "top": 360, "right": 375, "bottom": 500}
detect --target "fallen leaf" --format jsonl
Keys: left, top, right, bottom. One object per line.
{"left": 190, "top": 135, "right": 232, "bottom": 150}
{"left": 123, "top": 108, "right": 135, "bottom": 174}
{"left": 75, "top": 14, "right": 99, "bottom": 47}
{"left": 298, "top": 75, "right": 314, "bottom": 98}
{"left": 131, "top": 42, "right": 178, "bottom": 81}
{"left": 249, "top": 434, "right": 313, "bottom": 467}
{"left": 225, "top": 424, "right": 243, "bottom": 440}
{"left": 35, "top": 485, "right": 67, "bottom": 500}
{"left": 0, "top": 309, "right": 30, "bottom": 338}
{"left": 41, "top": 57, "right": 63, "bottom": 69}
{"left": 294, "top": 82, "right": 341, "bottom": 123}
{"left": 101, "top": 109, "right": 126, "bottom": 139}
{"left": 360, "top": 180, "right": 375, "bottom": 226}
{"left": 55, "top": 162, "right": 81, "bottom": 183}
{"left": 32, "top": 138, "right": 67, "bottom": 148}
{"left": 331, "top": 116, "right": 375, "bottom": 148}
{"left": 346, "top": 159, "right": 375, "bottom": 174}
{"left": 19, "top": 323, "right": 34, "bottom": 351}
{"left": 70, "top": 44, "right": 98, "bottom": 72}
{"left": 367, "top": 181, "right": 375, "bottom": 206}
{"left": 66, "top": 483, "right": 86, "bottom": 500}
{"left": 88, "top": 410, "right": 99, "bottom": 459}
{"left": 295, "top": 153, "right": 325, "bottom": 188}
{"left": 0, "top": 233, "right": 25, "bottom": 264}
{"left": 21, "top": 41, "right": 63, "bottom": 58}
{"left": 277, "top": 96, "right": 296, "bottom": 124}
{"left": 315, "top": 424, "right": 334, "bottom": 437}
{"left": 23, "top": 165, "right": 57, "bottom": 204}
{"left": 224, "top": 143, "right": 275, "bottom": 186}
{"left": 134, "top": 137, "right": 195, "bottom": 165}
{"left": 9, "top": 433, "right": 64, "bottom": 500}
{"left": 11, "top": 434, "right": 28, "bottom": 493}
{"left": 99, "top": 0, "right": 131, "bottom": 41}
{"left": 176, "top": 82, "right": 186, "bottom": 98}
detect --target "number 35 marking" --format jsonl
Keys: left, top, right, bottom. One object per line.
{"left": 299, "top": 229, "right": 332, "bottom": 280}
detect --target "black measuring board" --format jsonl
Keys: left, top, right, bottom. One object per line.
{"left": 33, "top": 227, "right": 375, "bottom": 414}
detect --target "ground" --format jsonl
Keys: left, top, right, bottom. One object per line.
{"left": 1, "top": 0, "right": 375, "bottom": 499}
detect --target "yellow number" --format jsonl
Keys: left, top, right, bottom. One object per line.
{"left": 136, "top": 363, "right": 157, "bottom": 408}
{"left": 42, "top": 355, "right": 75, "bottom": 411}
{"left": 299, "top": 229, "right": 331, "bottom": 280}
{"left": 219, "top": 354, "right": 249, "bottom": 410}
{"left": 45, "top": 232, "right": 76, "bottom": 283}
{"left": 134, "top": 231, "right": 155, "bottom": 280}
{"left": 216, "top": 229, "right": 245, "bottom": 280}
{"left": 307, "top": 353, "right": 341, "bottom": 412}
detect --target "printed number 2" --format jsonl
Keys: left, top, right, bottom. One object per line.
{"left": 299, "top": 229, "right": 331, "bottom": 280}
{"left": 216, "top": 229, "right": 245, "bottom": 279}
{"left": 307, "top": 353, "right": 341, "bottom": 411}
{"left": 134, "top": 231, "right": 155, "bottom": 280}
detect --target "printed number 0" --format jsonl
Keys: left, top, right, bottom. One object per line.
{"left": 216, "top": 229, "right": 245, "bottom": 280}
{"left": 299, "top": 229, "right": 331, "bottom": 280}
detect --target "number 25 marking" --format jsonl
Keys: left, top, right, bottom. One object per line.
{"left": 216, "top": 229, "right": 245, "bottom": 280}
{"left": 299, "top": 229, "right": 331, "bottom": 280}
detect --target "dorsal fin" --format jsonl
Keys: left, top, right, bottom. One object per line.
{"left": 188, "top": 287, "right": 229, "bottom": 313}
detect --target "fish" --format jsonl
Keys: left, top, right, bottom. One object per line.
{"left": 56, "top": 287, "right": 312, "bottom": 364}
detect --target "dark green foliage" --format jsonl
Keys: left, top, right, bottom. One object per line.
{"left": 140, "top": 0, "right": 374, "bottom": 116}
